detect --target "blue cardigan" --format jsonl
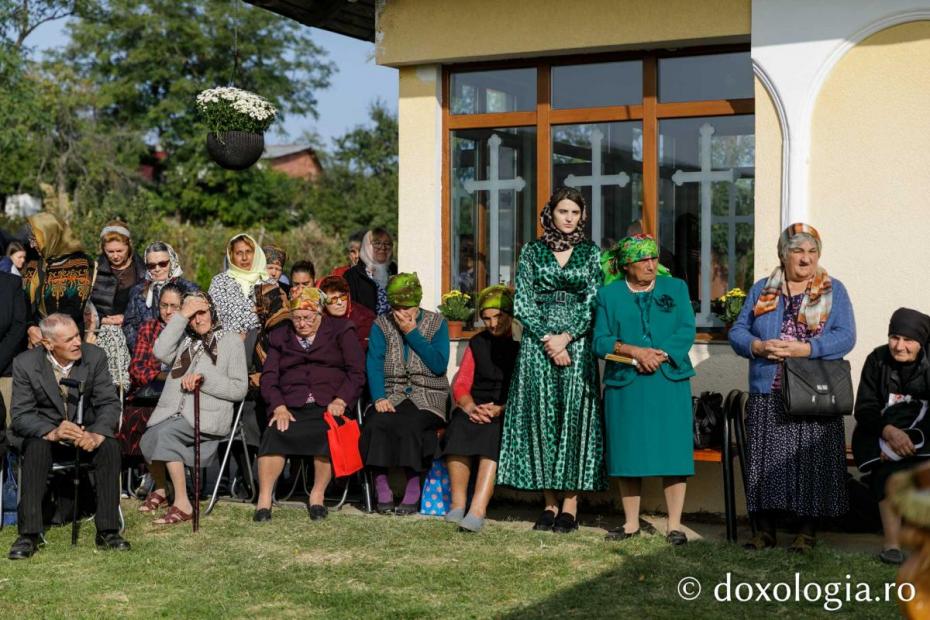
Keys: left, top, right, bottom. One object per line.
{"left": 728, "top": 276, "right": 856, "bottom": 394}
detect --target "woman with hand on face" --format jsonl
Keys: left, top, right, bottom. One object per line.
{"left": 360, "top": 273, "right": 450, "bottom": 515}
{"left": 252, "top": 287, "right": 365, "bottom": 522}
{"left": 138, "top": 291, "right": 248, "bottom": 524}
{"left": 319, "top": 275, "right": 375, "bottom": 351}
{"left": 852, "top": 308, "right": 930, "bottom": 565}
{"left": 208, "top": 233, "right": 276, "bottom": 337}
{"left": 123, "top": 241, "right": 198, "bottom": 353}
{"left": 729, "top": 223, "right": 856, "bottom": 553}
{"left": 442, "top": 285, "right": 520, "bottom": 533}
{"left": 593, "top": 235, "right": 696, "bottom": 545}
{"left": 497, "top": 186, "right": 606, "bottom": 534}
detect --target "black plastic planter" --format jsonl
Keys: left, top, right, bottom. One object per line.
{"left": 206, "top": 131, "right": 264, "bottom": 171}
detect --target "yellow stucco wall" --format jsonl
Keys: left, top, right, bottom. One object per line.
{"left": 752, "top": 75, "right": 784, "bottom": 280}
{"left": 377, "top": 0, "right": 750, "bottom": 66}
{"left": 809, "top": 21, "right": 930, "bottom": 397}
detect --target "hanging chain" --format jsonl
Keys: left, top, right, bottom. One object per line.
{"left": 231, "top": 0, "right": 240, "bottom": 86}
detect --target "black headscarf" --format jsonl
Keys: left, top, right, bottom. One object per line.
{"left": 888, "top": 307, "right": 930, "bottom": 345}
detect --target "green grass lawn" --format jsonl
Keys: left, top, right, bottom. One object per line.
{"left": 0, "top": 501, "right": 904, "bottom": 619}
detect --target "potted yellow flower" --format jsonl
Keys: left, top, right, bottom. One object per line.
{"left": 438, "top": 290, "right": 474, "bottom": 339}
{"left": 712, "top": 287, "right": 747, "bottom": 334}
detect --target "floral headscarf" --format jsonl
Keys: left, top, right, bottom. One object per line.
{"left": 289, "top": 286, "right": 326, "bottom": 314}
{"left": 752, "top": 223, "right": 833, "bottom": 333}
{"left": 601, "top": 234, "right": 671, "bottom": 286}
{"left": 477, "top": 284, "right": 514, "bottom": 314}
{"left": 143, "top": 241, "right": 184, "bottom": 308}
{"left": 540, "top": 191, "right": 587, "bottom": 252}
{"left": 170, "top": 291, "right": 224, "bottom": 378}
{"left": 386, "top": 273, "right": 422, "bottom": 308}
{"left": 225, "top": 233, "right": 268, "bottom": 296}
{"left": 262, "top": 245, "right": 287, "bottom": 269}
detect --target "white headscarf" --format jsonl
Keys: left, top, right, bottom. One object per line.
{"left": 143, "top": 241, "right": 184, "bottom": 308}
{"left": 359, "top": 230, "right": 390, "bottom": 289}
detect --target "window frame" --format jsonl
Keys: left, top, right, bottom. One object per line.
{"left": 441, "top": 44, "right": 754, "bottom": 327}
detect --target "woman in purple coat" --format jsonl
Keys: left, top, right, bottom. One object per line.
{"left": 252, "top": 287, "right": 366, "bottom": 522}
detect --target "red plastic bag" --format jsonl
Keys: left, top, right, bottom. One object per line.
{"left": 324, "top": 411, "right": 363, "bottom": 478}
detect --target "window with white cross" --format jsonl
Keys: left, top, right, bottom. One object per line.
{"left": 445, "top": 48, "right": 754, "bottom": 332}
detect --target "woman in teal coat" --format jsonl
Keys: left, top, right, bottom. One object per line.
{"left": 593, "top": 234, "right": 696, "bottom": 545}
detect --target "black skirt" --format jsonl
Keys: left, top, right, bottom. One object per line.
{"left": 360, "top": 399, "right": 442, "bottom": 472}
{"left": 259, "top": 404, "right": 329, "bottom": 458}
{"left": 441, "top": 407, "right": 502, "bottom": 461}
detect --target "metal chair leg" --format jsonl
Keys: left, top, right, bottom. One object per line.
{"left": 722, "top": 410, "right": 736, "bottom": 543}
{"left": 732, "top": 391, "right": 754, "bottom": 537}
{"left": 205, "top": 400, "right": 246, "bottom": 515}
{"left": 0, "top": 455, "right": 5, "bottom": 531}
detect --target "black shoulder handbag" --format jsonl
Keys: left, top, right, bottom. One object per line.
{"left": 693, "top": 391, "right": 724, "bottom": 449}
{"left": 781, "top": 358, "right": 854, "bottom": 417}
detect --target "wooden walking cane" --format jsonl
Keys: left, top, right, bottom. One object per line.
{"left": 59, "top": 378, "right": 85, "bottom": 546}
{"left": 193, "top": 381, "right": 202, "bottom": 533}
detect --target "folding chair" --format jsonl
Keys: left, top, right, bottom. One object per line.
{"left": 205, "top": 400, "right": 256, "bottom": 515}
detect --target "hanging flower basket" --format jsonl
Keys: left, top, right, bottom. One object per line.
{"left": 196, "top": 86, "right": 277, "bottom": 171}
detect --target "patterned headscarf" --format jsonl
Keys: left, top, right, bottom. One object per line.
{"left": 600, "top": 234, "right": 671, "bottom": 286}
{"left": 477, "top": 284, "right": 514, "bottom": 314}
{"left": 539, "top": 190, "right": 587, "bottom": 252}
{"left": 143, "top": 241, "right": 184, "bottom": 308}
{"left": 752, "top": 223, "right": 833, "bottom": 333}
{"left": 289, "top": 286, "right": 325, "bottom": 314}
{"left": 386, "top": 272, "right": 422, "bottom": 308}
{"left": 225, "top": 233, "right": 268, "bottom": 296}
{"left": 171, "top": 291, "right": 223, "bottom": 379}
{"left": 262, "top": 244, "right": 287, "bottom": 269}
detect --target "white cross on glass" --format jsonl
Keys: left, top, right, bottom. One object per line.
{"left": 672, "top": 122, "right": 740, "bottom": 325}
{"left": 463, "top": 133, "right": 526, "bottom": 286}
{"left": 564, "top": 127, "right": 631, "bottom": 247}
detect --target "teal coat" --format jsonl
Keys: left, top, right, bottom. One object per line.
{"left": 592, "top": 276, "right": 696, "bottom": 385}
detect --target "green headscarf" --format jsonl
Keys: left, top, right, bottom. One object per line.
{"left": 477, "top": 284, "right": 514, "bottom": 314}
{"left": 601, "top": 234, "right": 671, "bottom": 286}
{"left": 386, "top": 272, "right": 423, "bottom": 308}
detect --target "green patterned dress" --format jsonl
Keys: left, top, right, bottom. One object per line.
{"left": 497, "top": 240, "right": 606, "bottom": 491}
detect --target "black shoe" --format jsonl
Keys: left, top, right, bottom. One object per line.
{"left": 395, "top": 503, "right": 419, "bottom": 516}
{"left": 8, "top": 535, "right": 39, "bottom": 560}
{"left": 533, "top": 509, "right": 557, "bottom": 531}
{"left": 308, "top": 504, "right": 328, "bottom": 521}
{"left": 605, "top": 527, "right": 640, "bottom": 541}
{"left": 879, "top": 548, "right": 905, "bottom": 565}
{"left": 95, "top": 531, "right": 131, "bottom": 551}
{"left": 377, "top": 502, "right": 395, "bottom": 514}
{"left": 552, "top": 512, "right": 578, "bottom": 534}
{"left": 666, "top": 530, "right": 688, "bottom": 546}
{"left": 253, "top": 508, "right": 272, "bottom": 522}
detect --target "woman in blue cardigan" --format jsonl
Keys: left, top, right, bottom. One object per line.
{"left": 729, "top": 223, "right": 856, "bottom": 553}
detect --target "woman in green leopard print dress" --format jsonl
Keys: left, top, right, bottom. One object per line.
{"left": 498, "top": 187, "right": 606, "bottom": 533}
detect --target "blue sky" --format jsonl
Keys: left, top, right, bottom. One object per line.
{"left": 27, "top": 19, "right": 398, "bottom": 149}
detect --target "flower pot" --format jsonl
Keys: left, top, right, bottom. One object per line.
{"left": 206, "top": 131, "right": 265, "bottom": 170}
{"left": 447, "top": 320, "right": 465, "bottom": 340}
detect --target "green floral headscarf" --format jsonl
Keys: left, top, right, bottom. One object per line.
{"left": 477, "top": 284, "right": 514, "bottom": 314}
{"left": 601, "top": 234, "right": 671, "bottom": 286}
{"left": 386, "top": 272, "right": 423, "bottom": 308}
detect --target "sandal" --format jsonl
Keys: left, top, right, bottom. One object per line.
{"left": 787, "top": 533, "right": 817, "bottom": 554}
{"left": 154, "top": 505, "right": 193, "bottom": 525}
{"left": 138, "top": 491, "right": 169, "bottom": 513}
{"left": 743, "top": 531, "right": 777, "bottom": 550}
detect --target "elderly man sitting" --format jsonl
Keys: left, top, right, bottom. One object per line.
{"left": 8, "top": 313, "right": 129, "bottom": 560}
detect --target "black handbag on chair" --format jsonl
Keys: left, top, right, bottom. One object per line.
{"left": 781, "top": 358, "right": 854, "bottom": 417}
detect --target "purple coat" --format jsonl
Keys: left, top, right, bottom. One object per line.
{"left": 260, "top": 316, "right": 366, "bottom": 413}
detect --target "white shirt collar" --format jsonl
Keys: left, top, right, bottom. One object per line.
{"left": 46, "top": 352, "right": 75, "bottom": 376}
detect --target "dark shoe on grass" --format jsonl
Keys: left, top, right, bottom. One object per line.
{"left": 605, "top": 527, "right": 640, "bottom": 541}
{"left": 8, "top": 535, "right": 39, "bottom": 560}
{"left": 743, "top": 531, "right": 776, "bottom": 550}
{"left": 787, "top": 533, "right": 816, "bottom": 554}
{"left": 95, "top": 531, "right": 131, "bottom": 551}
{"left": 666, "top": 530, "right": 687, "bottom": 546}
{"left": 376, "top": 502, "right": 395, "bottom": 514}
{"left": 253, "top": 508, "right": 272, "bottom": 522}
{"left": 532, "top": 509, "right": 557, "bottom": 531}
{"left": 308, "top": 504, "right": 328, "bottom": 521}
{"left": 395, "top": 503, "right": 419, "bottom": 516}
{"left": 879, "top": 547, "right": 905, "bottom": 565}
{"left": 552, "top": 512, "right": 578, "bottom": 534}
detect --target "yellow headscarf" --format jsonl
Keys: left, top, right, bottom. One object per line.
{"left": 28, "top": 212, "right": 83, "bottom": 258}
{"left": 225, "top": 233, "right": 268, "bottom": 296}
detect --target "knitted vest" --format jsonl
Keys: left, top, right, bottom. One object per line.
{"left": 375, "top": 310, "right": 450, "bottom": 420}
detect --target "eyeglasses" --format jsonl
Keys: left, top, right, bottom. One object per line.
{"left": 372, "top": 241, "right": 393, "bottom": 249}
{"left": 292, "top": 315, "right": 318, "bottom": 324}
{"left": 146, "top": 260, "right": 170, "bottom": 270}
{"left": 159, "top": 302, "right": 181, "bottom": 311}
{"left": 326, "top": 294, "right": 348, "bottom": 303}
